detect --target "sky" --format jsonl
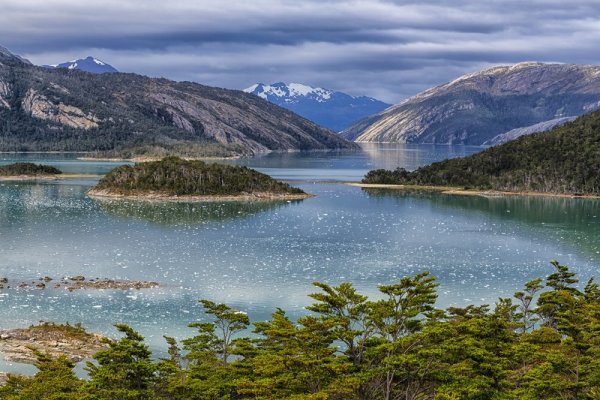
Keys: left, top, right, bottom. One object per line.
{"left": 1, "top": 0, "right": 600, "bottom": 103}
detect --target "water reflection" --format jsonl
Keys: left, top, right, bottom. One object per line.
{"left": 363, "top": 188, "right": 600, "bottom": 259}
{"left": 94, "top": 198, "right": 301, "bottom": 225}
{"left": 359, "top": 143, "right": 483, "bottom": 171}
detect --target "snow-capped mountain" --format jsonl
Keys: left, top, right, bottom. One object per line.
{"left": 47, "top": 56, "right": 118, "bottom": 74}
{"left": 244, "top": 82, "right": 390, "bottom": 132}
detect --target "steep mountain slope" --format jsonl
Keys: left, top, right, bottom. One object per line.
{"left": 0, "top": 45, "right": 32, "bottom": 65}
{"left": 47, "top": 56, "right": 118, "bottom": 74}
{"left": 344, "top": 62, "right": 600, "bottom": 145}
{"left": 0, "top": 48, "right": 355, "bottom": 157}
{"left": 483, "top": 116, "right": 576, "bottom": 146}
{"left": 244, "top": 82, "right": 390, "bottom": 132}
{"left": 363, "top": 109, "right": 600, "bottom": 195}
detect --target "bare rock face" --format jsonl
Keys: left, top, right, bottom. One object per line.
{"left": 483, "top": 116, "right": 578, "bottom": 146}
{"left": 343, "top": 62, "right": 600, "bottom": 145}
{"left": 0, "top": 80, "right": 10, "bottom": 108}
{"left": 21, "top": 88, "right": 100, "bottom": 129}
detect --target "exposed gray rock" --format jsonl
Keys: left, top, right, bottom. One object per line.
{"left": 0, "top": 80, "right": 10, "bottom": 108}
{"left": 22, "top": 88, "right": 100, "bottom": 129}
{"left": 343, "top": 62, "right": 600, "bottom": 145}
{"left": 483, "top": 116, "right": 577, "bottom": 146}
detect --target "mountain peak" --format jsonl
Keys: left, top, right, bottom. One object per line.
{"left": 50, "top": 56, "right": 118, "bottom": 74}
{"left": 244, "top": 82, "right": 333, "bottom": 102}
{"left": 244, "top": 81, "right": 390, "bottom": 132}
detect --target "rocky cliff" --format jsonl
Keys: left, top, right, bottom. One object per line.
{"left": 343, "top": 62, "right": 600, "bottom": 145}
{"left": 0, "top": 46, "right": 355, "bottom": 157}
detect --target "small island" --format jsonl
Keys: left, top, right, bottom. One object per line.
{"left": 87, "top": 156, "right": 313, "bottom": 201}
{"left": 360, "top": 110, "right": 600, "bottom": 198}
{"left": 0, "top": 162, "right": 62, "bottom": 180}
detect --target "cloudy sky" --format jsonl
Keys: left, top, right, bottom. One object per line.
{"left": 1, "top": 0, "right": 599, "bottom": 103}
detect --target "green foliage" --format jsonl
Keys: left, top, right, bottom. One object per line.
{"left": 4, "top": 262, "right": 600, "bottom": 400}
{"left": 0, "top": 162, "right": 61, "bottom": 176}
{"left": 84, "top": 324, "right": 158, "bottom": 400}
{"left": 363, "top": 110, "right": 600, "bottom": 194}
{"left": 93, "top": 156, "right": 306, "bottom": 196}
{"left": 0, "top": 351, "right": 82, "bottom": 400}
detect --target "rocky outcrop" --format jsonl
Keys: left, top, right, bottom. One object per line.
{"left": 0, "top": 80, "right": 10, "bottom": 108}
{"left": 21, "top": 88, "right": 100, "bottom": 129}
{"left": 0, "top": 323, "right": 107, "bottom": 364}
{"left": 0, "top": 275, "right": 160, "bottom": 291}
{"left": 343, "top": 62, "right": 600, "bottom": 145}
{"left": 483, "top": 116, "right": 577, "bottom": 146}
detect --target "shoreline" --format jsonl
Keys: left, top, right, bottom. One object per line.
{"left": 87, "top": 188, "right": 315, "bottom": 202}
{"left": 77, "top": 155, "right": 240, "bottom": 162}
{"left": 347, "top": 183, "right": 600, "bottom": 199}
{"left": 0, "top": 173, "right": 100, "bottom": 182}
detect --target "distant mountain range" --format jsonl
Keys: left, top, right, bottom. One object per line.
{"left": 0, "top": 46, "right": 355, "bottom": 157}
{"left": 244, "top": 82, "right": 390, "bottom": 132}
{"left": 45, "top": 56, "right": 118, "bottom": 74}
{"left": 343, "top": 62, "right": 600, "bottom": 145}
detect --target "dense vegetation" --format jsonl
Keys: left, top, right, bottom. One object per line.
{"left": 92, "top": 157, "right": 305, "bottom": 196}
{"left": 363, "top": 110, "right": 600, "bottom": 195}
{"left": 0, "top": 162, "right": 61, "bottom": 176}
{"left": 1, "top": 262, "right": 599, "bottom": 399}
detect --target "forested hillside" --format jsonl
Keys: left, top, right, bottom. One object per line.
{"left": 0, "top": 47, "right": 355, "bottom": 158}
{"left": 363, "top": 109, "right": 600, "bottom": 195}
{"left": 1, "top": 262, "right": 599, "bottom": 399}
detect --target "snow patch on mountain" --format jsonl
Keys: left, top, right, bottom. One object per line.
{"left": 49, "top": 56, "right": 118, "bottom": 74}
{"left": 244, "top": 82, "right": 390, "bottom": 132}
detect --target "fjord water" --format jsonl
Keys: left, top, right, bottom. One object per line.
{"left": 1, "top": 144, "right": 599, "bottom": 370}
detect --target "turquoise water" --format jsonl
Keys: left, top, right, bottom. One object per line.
{"left": 1, "top": 143, "right": 599, "bottom": 372}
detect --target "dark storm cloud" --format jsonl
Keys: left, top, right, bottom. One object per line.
{"left": 1, "top": 0, "right": 599, "bottom": 103}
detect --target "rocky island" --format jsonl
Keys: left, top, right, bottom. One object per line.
{"left": 87, "top": 156, "right": 313, "bottom": 201}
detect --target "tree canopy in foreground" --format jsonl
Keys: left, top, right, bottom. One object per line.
{"left": 1, "top": 261, "right": 599, "bottom": 399}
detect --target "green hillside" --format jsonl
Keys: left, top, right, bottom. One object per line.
{"left": 363, "top": 109, "right": 600, "bottom": 195}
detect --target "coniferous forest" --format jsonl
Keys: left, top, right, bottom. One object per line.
{"left": 1, "top": 262, "right": 599, "bottom": 400}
